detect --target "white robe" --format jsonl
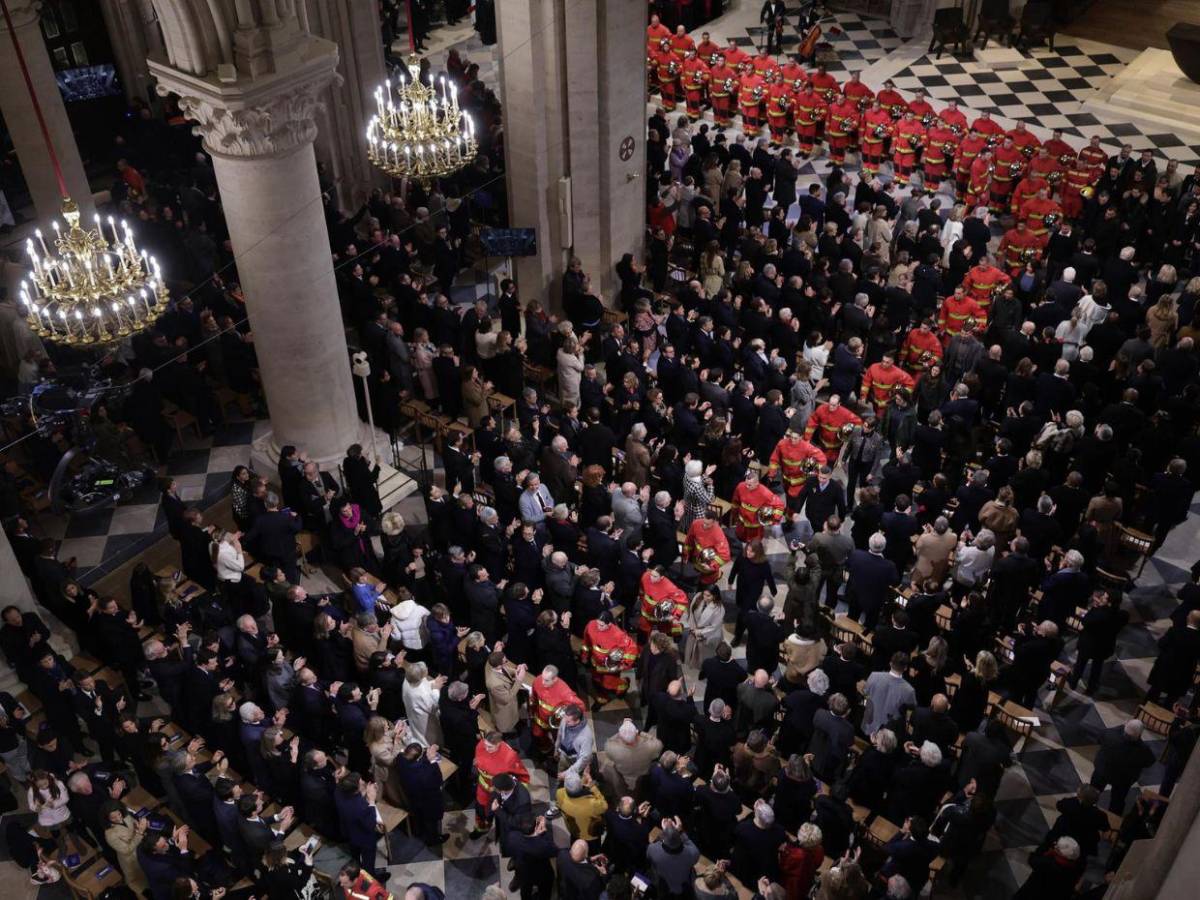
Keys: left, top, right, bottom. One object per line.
{"left": 401, "top": 678, "right": 444, "bottom": 747}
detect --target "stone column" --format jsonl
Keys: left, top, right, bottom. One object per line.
{"left": 98, "top": 0, "right": 156, "bottom": 104}
{"left": 497, "top": 0, "right": 646, "bottom": 311}
{"left": 302, "top": 0, "right": 388, "bottom": 210}
{"left": 0, "top": 0, "right": 93, "bottom": 221}
{"left": 149, "top": 44, "right": 364, "bottom": 466}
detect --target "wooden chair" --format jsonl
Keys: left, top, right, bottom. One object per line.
{"left": 1116, "top": 524, "right": 1154, "bottom": 578}
{"left": 1012, "top": 1, "right": 1056, "bottom": 51}
{"left": 973, "top": 0, "right": 1015, "bottom": 48}
{"left": 929, "top": 8, "right": 970, "bottom": 58}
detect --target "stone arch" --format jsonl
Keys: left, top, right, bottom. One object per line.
{"left": 148, "top": 0, "right": 234, "bottom": 76}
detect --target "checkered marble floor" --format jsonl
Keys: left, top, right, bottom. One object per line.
{"left": 738, "top": 9, "right": 907, "bottom": 75}
{"left": 890, "top": 42, "right": 1200, "bottom": 168}
{"left": 36, "top": 417, "right": 266, "bottom": 586}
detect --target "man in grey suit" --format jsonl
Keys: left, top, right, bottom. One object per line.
{"left": 609, "top": 482, "right": 648, "bottom": 547}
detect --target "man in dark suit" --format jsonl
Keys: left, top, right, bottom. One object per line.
{"left": 395, "top": 742, "right": 448, "bottom": 845}
{"left": 1147, "top": 610, "right": 1200, "bottom": 705}
{"left": 138, "top": 828, "right": 196, "bottom": 900}
{"left": 603, "top": 796, "right": 653, "bottom": 872}
{"left": 797, "top": 467, "right": 847, "bottom": 531}
{"left": 644, "top": 492, "right": 681, "bottom": 570}
{"left": 558, "top": 839, "right": 606, "bottom": 900}
{"left": 871, "top": 609, "right": 920, "bottom": 673}
{"left": 277, "top": 445, "right": 305, "bottom": 510}
{"left": 491, "top": 772, "right": 533, "bottom": 855}
{"left": 1146, "top": 459, "right": 1194, "bottom": 550}
{"left": 1070, "top": 590, "right": 1129, "bottom": 694}
{"left": 297, "top": 462, "right": 339, "bottom": 532}
{"left": 245, "top": 493, "right": 303, "bottom": 583}
{"left": 299, "top": 749, "right": 342, "bottom": 840}
{"left": 845, "top": 533, "right": 900, "bottom": 633}
{"left": 988, "top": 537, "right": 1042, "bottom": 630}
{"left": 1090, "top": 720, "right": 1155, "bottom": 813}
{"left": 579, "top": 409, "right": 617, "bottom": 476}
{"left": 183, "top": 651, "right": 231, "bottom": 736}
{"left": 585, "top": 518, "right": 622, "bottom": 584}
{"left": 173, "top": 751, "right": 221, "bottom": 841}
{"left": 810, "top": 694, "right": 855, "bottom": 782}
{"left": 212, "top": 777, "right": 251, "bottom": 872}
{"left": 698, "top": 643, "right": 746, "bottom": 711}
{"left": 910, "top": 695, "right": 958, "bottom": 755}
{"left": 237, "top": 791, "right": 294, "bottom": 855}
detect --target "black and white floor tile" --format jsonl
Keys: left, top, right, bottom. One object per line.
{"left": 736, "top": 10, "right": 907, "bottom": 75}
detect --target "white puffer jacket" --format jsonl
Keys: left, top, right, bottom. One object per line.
{"left": 389, "top": 598, "right": 430, "bottom": 650}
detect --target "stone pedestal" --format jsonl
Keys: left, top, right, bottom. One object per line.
{"left": 1086, "top": 48, "right": 1200, "bottom": 139}
{"left": 0, "top": 0, "right": 94, "bottom": 221}
{"left": 973, "top": 45, "right": 1034, "bottom": 70}
{"left": 890, "top": 0, "right": 936, "bottom": 39}
{"left": 150, "top": 31, "right": 365, "bottom": 467}
{"left": 497, "top": 0, "right": 646, "bottom": 310}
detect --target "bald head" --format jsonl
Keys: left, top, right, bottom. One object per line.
{"left": 753, "top": 669, "right": 771, "bottom": 688}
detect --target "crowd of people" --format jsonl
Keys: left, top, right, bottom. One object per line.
{"left": 4, "top": 9, "right": 1200, "bottom": 900}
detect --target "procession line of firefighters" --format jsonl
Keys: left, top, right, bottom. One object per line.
{"left": 647, "top": 21, "right": 1111, "bottom": 257}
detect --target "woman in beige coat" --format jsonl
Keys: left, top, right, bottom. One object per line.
{"left": 1146, "top": 294, "right": 1178, "bottom": 349}
{"left": 485, "top": 650, "right": 526, "bottom": 734}
{"left": 104, "top": 804, "right": 150, "bottom": 894}
{"left": 911, "top": 517, "right": 957, "bottom": 584}
{"left": 461, "top": 366, "right": 492, "bottom": 427}
{"left": 977, "top": 486, "right": 1019, "bottom": 548}
{"left": 782, "top": 631, "right": 828, "bottom": 687}
{"left": 623, "top": 424, "right": 653, "bottom": 487}
{"left": 366, "top": 715, "right": 407, "bottom": 805}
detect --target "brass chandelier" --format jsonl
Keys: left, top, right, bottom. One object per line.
{"left": 1, "top": 0, "right": 165, "bottom": 347}
{"left": 19, "top": 202, "right": 167, "bottom": 346}
{"left": 366, "top": 54, "right": 477, "bottom": 185}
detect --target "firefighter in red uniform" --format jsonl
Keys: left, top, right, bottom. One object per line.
{"left": 1043, "top": 131, "right": 1075, "bottom": 191}
{"left": 861, "top": 101, "right": 892, "bottom": 177}
{"left": 473, "top": 733, "right": 529, "bottom": 830}
{"left": 899, "top": 320, "right": 944, "bottom": 375}
{"left": 1009, "top": 121, "right": 1041, "bottom": 160}
{"left": 669, "top": 24, "right": 695, "bottom": 60}
{"left": 581, "top": 613, "right": 637, "bottom": 707}
{"left": 861, "top": 353, "right": 916, "bottom": 419}
{"left": 1010, "top": 172, "right": 1049, "bottom": 215}
{"left": 648, "top": 36, "right": 671, "bottom": 95}
{"left": 1063, "top": 138, "right": 1105, "bottom": 220}
{"left": 842, "top": 71, "right": 874, "bottom": 110}
{"left": 964, "top": 151, "right": 994, "bottom": 209}
{"left": 647, "top": 17, "right": 671, "bottom": 93}
{"left": 999, "top": 221, "right": 1044, "bottom": 277}
{"left": 1018, "top": 187, "right": 1063, "bottom": 239}
{"left": 731, "top": 469, "right": 784, "bottom": 542}
{"left": 907, "top": 89, "right": 935, "bottom": 126}
{"left": 792, "top": 82, "right": 826, "bottom": 156}
{"left": 804, "top": 398, "right": 862, "bottom": 466}
{"left": 765, "top": 72, "right": 794, "bottom": 145}
{"left": 738, "top": 68, "right": 767, "bottom": 137}
{"left": 876, "top": 79, "right": 907, "bottom": 119}
{"left": 638, "top": 567, "right": 687, "bottom": 637}
{"left": 969, "top": 112, "right": 1004, "bottom": 148}
{"left": 991, "top": 137, "right": 1026, "bottom": 213}
{"left": 685, "top": 509, "right": 731, "bottom": 587}
{"left": 681, "top": 50, "right": 710, "bottom": 120}
{"left": 1028, "top": 146, "right": 1060, "bottom": 190}
{"left": 939, "top": 287, "right": 985, "bottom": 341}
{"left": 826, "top": 93, "right": 861, "bottom": 167}
{"left": 646, "top": 14, "right": 671, "bottom": 47}
{"left": 722, "top": 39, "right": 750, "bottom": 74}
{"left": 530, "top": 666, "right": 582, "bottom": 753}
{"left": 891, "top": 111, "right": 926, "bottom": 188}
{"left": 963, "top": 257, "right": 1010, "bottom": 318}
{"left": 955, "top": 130, "right": 989, "bottom": 197}
{"left": 751, "top": 47, "right": 779, "bottom": 80}
{"left": 656, "top": 44, "right": 682, "bottom": 112}
{"left": 768, "top": 430, "right": 826, "bottom": 507}
{"left": 709, "top": 57, "right": 738, "bottom": 127}
{"left": 923, "top": 118, "right": 959, "bottom": 195}
{"left": 780, "top": 58, "right": 807, "bottom": 93}
{"left": 809, "top": 65, "right": 839, "bottom": 104}
{"left": 938, "top": 100, "right": 968, "bottom": 138}
{"left": 696, "top": 31, "right": 722, "bottom": 66}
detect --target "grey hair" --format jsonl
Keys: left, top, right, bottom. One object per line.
{"left": 493, "top": 456, "right": 512, "bottom": 471}
{"left": 918, "top": 741, "right": 943, "bottom": 767}
{"left": 709, "top": 699, "right": 726, "bottom": 718}
{"left": 1055, "top": 836, "right": 1081, "bottom": 861}
{"left": 685, "top": 459, "right": 704, "bottom": 478}
{"left": 1038, "top": 495, "right": 1054, "bottom": 514}
{"left": 868, "top": 532, "right": 887, "bottom": 553}
{"left": 655, "top": 490, "right": 672, "bottom": 507}
{"left": 874, "top": 728, "right": 897, "bottom": 753}
{"left": 631, "top": 423, "right": 647, "bottom": 441}
{"left": 480, "top": 506, "right": 498, "bottom": 522}
{"left": 447, "top": 680, "right": 469, "bottom": 702}
{"left": 753, "top": 799, "right": 776, "bottom": 827}
{"left": 405, "top": 661, "right": 429, "bottom": 683}
{"left": 807, "top": 668, "right": 830, "bottom": 696}
{"left": 1063, "top": 550, "right": 1084, "bottom": 570}
{"left": 1123, "top": 719, "right": 1144, "bottom": 739}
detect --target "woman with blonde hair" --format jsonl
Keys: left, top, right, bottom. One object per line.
{"left": 556, "top": 336, "right": 585, "bottom": 407}
{"left": 1146, "top": 292, "right": 1179, "bottom": 348}
{"left": 952, "top": 650, "right": 999, "bottom": 733}
{"left": 365, "top": 715, "right": 407, "bottom": 804}
{"left": 780, "top": 822, "right": 825, "bottom": 899}
{"left": 722, "top": 158, "right": 744, "bottom": 195}
{"left": 700, "top": 241, "right": 726, "bottom": 296}
{"left": 460, "top": 364, "right": 492, "bottom": 427}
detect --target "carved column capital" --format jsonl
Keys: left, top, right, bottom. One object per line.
{"left": 149, "top": 37, "right": 341, "bottom": 159}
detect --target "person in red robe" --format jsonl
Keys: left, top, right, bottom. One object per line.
{"left": 938, "top": 100, "right": 968, "bottom": 136}
{"left": 908, "top": 89, "right": 936, "bottom": 127}
{"left": 1018, "top": 187, "right": 1063, "bottom": 239}
{"left": 529, "top": 666, "right": 582, "bottom": 752}
{"left": 999, "top": 221, "right": 1044, "bottom": 276}
{"left": 680, "top": 50, "right": 710, "bottom": 120}
{"left": 1010, "top": 173, "right": 1049, "bottom": 216}
{"left": 964, "top": 151, "right": 994, "bottom": 210}
{"left": 860, "top": 101, "right": 892, "bottom": 177}
{"left": 876, "top": 79, "right": 907, "bottom": 119}
{"left": 656, "top": 45, "right": 682, "bottom": 112}
{"left": 923, "top": 120, "right": 959, "bottom": 195}
{"left": 969, "top": 112, "right": 1004, "bottom": 148}
{"left": 826, "top": 94, "right": 861, "bottom": 167}
{"left": 684, "top": 510, "right": 731, "bottom": 586}
{"left": 939, "top": 287, "right": 985, "bottom": 341}
{"left": 696, "top": 31, "right": 723, "bottom": 66}
{"left": 808, "top": 64, "right": 840, "bottom": 104}
{"left": 899, "top": 320, "right": 944, "bottom": 375}
{"left": 1009, "top": 121, "right": 1041, "bottom": 160}
{"left": 991, "top": 137, "right": 1027, "bottom": 213}
{"left": 891, "top": 112, "right": 926, "bottom": 188}
{"left": 708, "top": 59, "right": 738, "bottom": 127}
{"left": 768, "top": 430, "right": 826, "bottom": 502}
{"left": 792, "top": 84, "right": 826, "bottom": 156}
{"left": 731, "top": 469, "right": 785, "bottom": 542}
{"left": 955, "top": 131, "right": 988, "bottom": 197}
{"left": 804, "top": 397, "right": 862, "bottom": 466}
{"left": 472, "top": 732, "right": 529, "bottom": 833}
{"left": 765, "top": 73, "right": 794, "bottom": 145}
{"left": 669, "top": 24, "right": 694, "bottom": 60}
{"left": 638, "top": 567, "right": 688, "bottom": 637}
{"left": 581, "top": 614, "right": 638, "bottom": 707}
{"left": 843, "top": 71, "right": 874, "bottom": 110}
{"left": 738, "top": 70, "right": 767, "bottom": 137}
{"left": 963, "top": 258, "right": 1010, "bottom": 318}
{"left": 861, "top": 353, "right": 916, "bottom": 418}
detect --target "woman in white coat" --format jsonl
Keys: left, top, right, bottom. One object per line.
{"left": 940, "top": 204, "right": 965, "bottom": 266}
{"left": 557, "top": 336, "right": 585, "bottom": 408}
{"left": 683, "top": 586, "right": 726, "bottom": 668}
{"left": 401, "top": 661, "right": 445, "bottom": 747}
{"left": 389, "top": 590, "right": 431, "bottom": 660}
